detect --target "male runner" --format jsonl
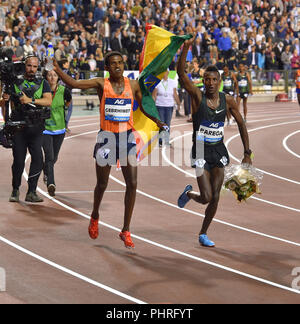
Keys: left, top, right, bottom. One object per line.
{"left": 221, "top": 64, "right": 239, "bottom": 125}
{"left": 53, "top": 52, "right": 165, "bottom": 248}
{"left": 236, "top": 62, "right": 253, "bottom": 123}
{"left": 177, "top": 36, "right": 252, "bottom": 247}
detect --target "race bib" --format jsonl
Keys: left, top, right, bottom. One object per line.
{"left": 238, "top": 80, "right": 247, "bottom": 87}
{"left": 197, "top": 121, "right": 224, "bottom": 143}
{"left": 104, "top": 98, "right": 132, "bottom": 122}
{"left": 224, "top": 80, "right": 232, "bottom": 88}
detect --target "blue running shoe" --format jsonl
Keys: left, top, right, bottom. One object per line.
{"left": 178, "top": 185, "right": 193, "bottom": 208}
{"left": 199, "top": 234, "right": 215, "bottom": 247}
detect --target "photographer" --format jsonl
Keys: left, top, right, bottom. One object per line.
{"left": 7, "top": 55, "right": 52, "bottom": 203}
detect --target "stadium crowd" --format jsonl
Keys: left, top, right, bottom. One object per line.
{"left": 0, "top": 0, "right": 299, "bottom": 79}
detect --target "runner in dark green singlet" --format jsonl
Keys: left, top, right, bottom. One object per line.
{"left": 176, "top": 35, "right": 252, "bottom": 247}
{"left": 236, "top": 63, "right": 253, "bottom": 123}
{"left": 222, "top": 64, "right": 239, "bottom": 125}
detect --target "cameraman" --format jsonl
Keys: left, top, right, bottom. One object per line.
{"left": 7, "top": 55, "right": 52, "bottom": 203}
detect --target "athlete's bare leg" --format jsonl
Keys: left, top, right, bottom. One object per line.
{"left": 243, "top": 98, "right": 248, "bottom": 121}
{"left": 121, "top": 163, "right": 137, "bottom": 232}
{"left": 187, "top": 167, "right": 224, "bottom": 235}
{"left": 91, "top": 164, "right": 111, "bottom": 220}
{"left": 200, "top": 167, "right": 224, "bottom": 235}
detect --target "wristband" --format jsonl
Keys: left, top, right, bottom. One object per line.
{"left": 244, "top": 149, "right": 252, "bottom": 156}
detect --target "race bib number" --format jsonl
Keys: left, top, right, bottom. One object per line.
{"left": 238, "top": 80, "right": 247, "bottom": 87}
{"left": 197, "top": 121, "right": 224, "bottom": 143}
{"left": 105, "top": 98, "right": 132, "bottom": 122}
{"left": 224, "top": 80, "right": 232, "bottom": 88}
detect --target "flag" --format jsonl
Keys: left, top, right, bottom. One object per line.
{"left": 133, "top": 24, "right": 192, "bottom": 161}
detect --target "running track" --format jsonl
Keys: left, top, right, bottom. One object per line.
{"left": 0, "top": 102, "right": 299, "bottom": 304}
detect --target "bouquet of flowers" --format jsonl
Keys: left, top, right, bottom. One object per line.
{"left": 224, "top": 164, "right": 263, "bottom": 202}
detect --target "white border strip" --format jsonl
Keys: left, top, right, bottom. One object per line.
{"left": 225, "top": 120, "right": 300, "bottom": 185}
{"left": 282, "top": 130, "right": 300, "bottom": 159}
{"left": 0, "top": 235, "right": 146, "bottom": 304}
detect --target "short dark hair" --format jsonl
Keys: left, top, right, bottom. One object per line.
{"left": 104, "top": 51, "right": 123, "bottom": 67}
{"left": 204, "top": 65, "right": 220, "bottom": 77}
{"left": 25, "top": 54, "right": 39, "bottom": 63}
{"left": 59, "top": 58, "right": 68, "bottom": 68}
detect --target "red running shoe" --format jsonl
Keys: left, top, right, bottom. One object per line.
{"left": 88, "top": 218, "right": 99, "bottom": 239}
{"left": 119, "top": 231, "right": 135, "bottom": 249}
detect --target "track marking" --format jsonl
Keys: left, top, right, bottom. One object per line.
{"left": 162, "top": 131, "right": 300, "bottom": 214}
{"left": 10, "top": 115, "right": 299, "bottom": 303}
{"left": 225, "top": 120, "right": 300, "bottom": 185}
{"left": 0, "top": 235, "right": 146, "bottom": 304}
{"left": 282, "top": 130, "right": 300, "bottom": 159}
{"left": 56, "top": 190, "right": 125, "bottom": 194}
{"left": 21, "top": 173, "right": 300, "bottom": 296}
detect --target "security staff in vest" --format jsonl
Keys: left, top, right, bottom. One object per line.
{"left": 7, "top": 55, "right": 52, "bottom": 203}
{"left": 42, "top": 69, "right": 72, "bottom": 197}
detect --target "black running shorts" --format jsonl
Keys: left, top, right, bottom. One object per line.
{"left": 191, "top": 142, "right": 230, "bottom": 172}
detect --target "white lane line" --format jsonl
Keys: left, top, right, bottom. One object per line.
{"left": 282, "top": 130, "right": 300, "bottom": 159}
{"left": 56, "top": 190, "right": 125, "bottom": 194}
{"left": 69, "top": 122, "right": 98, "bottom": 129}
{"left": 110, "top": 174, "right": 300, "bottom": 247}
{"left": 12, "top": 115, "right": 299, "bottom": 302}
{"left": 163, "top": 131, "right": 300, "bottom": 214}
{"left": 171, "top": 115, "right": 298, "bottom": 130}
{"left": 21, "top": 173, "right": 300, "bottom": 296}
{"left": 0, "top": 235, "right": 146, "bottom": 304}
{"left": 225, "top": 120, "right": 300, "bottom": 185}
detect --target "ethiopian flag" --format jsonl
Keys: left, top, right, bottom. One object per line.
{"left": 133, "top": 24, "right": 192, "bottom": 161}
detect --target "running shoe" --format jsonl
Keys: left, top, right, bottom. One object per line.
{"left": 119, "top": 231, "right": 135, "bottom": 249}
{"left": 177, "top": 184, "right": 193, "bottom": 208}
{"left": 199, "top": 234, "right": 215, "bottom": 247}
{"left": 9, "top": 189, "right": 20, "bottom": 203}
{"left": 88, "top": 217, "right": 99, "bottom": 240}
{"left": 25, "top": 191, "right": 44, "bottom": 203}
{"left": 47, "top": 184, "right": 56, "bottom": 197}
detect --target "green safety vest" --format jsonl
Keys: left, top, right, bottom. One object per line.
{"left": 14, "top": 79, "right": 44, "bottom": 102}
{"left": 44, "top": 85, "right": 66, "bottom": 132}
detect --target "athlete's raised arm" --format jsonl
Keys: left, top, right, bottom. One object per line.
{"left": 177, "top": 34, "right": 202, "bottom": 113}
{"left": 53, "top": 59, "right": 104, "bottom": 90}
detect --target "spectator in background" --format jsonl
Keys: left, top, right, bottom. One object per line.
{"left": 94, "top": 2, "right": 105, "bottom": 23}
{"left": 64, "top": 0, "right": 76, "bottom": 17}
{"left": 87, "top": 37, "right": 97, "bottom": 57}
{"left": 281, "top": 45, "right": 293, "bottom": 77}
{"left": 110, "top": 29, "right": 122, "bottom": 52}
{"left": 23, "top": 38, "right": 33, "bottom": 57}
{"left": 274, "top": 41, "right": 285, "bottom": 70}
{"left": 192, "top": 36, "right": 202, "bottom": 61}
{"left": 247, "top": 45, "right": 259, "bottom": 71}
{"left": 266, "top": 51, "right": 279, "bottom": 85}
{"left": 218, "top": 31, "right": 232, "bottom": 61}
{"left": 257, "top": 48, "right": 266, "bottom": 81}
{"left": 291, "top": 48, "right": 300, "bottom": 70}
{"left": 84, "top": 12, "right": 96, "bottom": 36}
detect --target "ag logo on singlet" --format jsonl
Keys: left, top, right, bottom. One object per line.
{"left": 209, "top": 123, "right": 219, "bottom": 128}
{"left": 114, "top": 99, "right": 125, "bottom": 105}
